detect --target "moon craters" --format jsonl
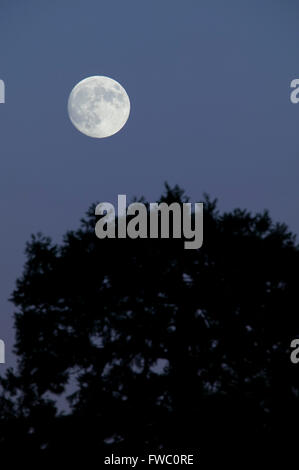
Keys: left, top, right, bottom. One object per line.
{"left": 68, "top": 76, "right": 130, "bottom": 138}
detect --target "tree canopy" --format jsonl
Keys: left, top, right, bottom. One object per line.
{"left": 0, "top": 184, "right": 298, "bottom": 462}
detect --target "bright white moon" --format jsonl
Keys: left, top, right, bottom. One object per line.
{"left": 68, "top": 76, "right": 130, "bottom": 138}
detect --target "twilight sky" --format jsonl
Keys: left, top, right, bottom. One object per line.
{"left": 0, "top": 0, "right": 299, "bottom": 367}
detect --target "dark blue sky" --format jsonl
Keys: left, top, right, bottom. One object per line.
{"left": 0, "top": 0, "right": 298, "bottom": 366}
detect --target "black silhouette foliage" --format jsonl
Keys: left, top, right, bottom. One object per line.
{"left": 0, "top": 184, "right": 298, "bottom": 463}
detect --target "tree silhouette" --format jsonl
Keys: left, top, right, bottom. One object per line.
{"left": 0, "top": 184, "right": 298, "bottom": 463}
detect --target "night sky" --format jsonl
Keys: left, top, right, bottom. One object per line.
{"left": 0, "top": 0, "right": 298, "bottom": 366}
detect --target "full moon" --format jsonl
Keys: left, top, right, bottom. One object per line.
{"left": 67, "top": 76, "right": 130, "bottom": 138}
